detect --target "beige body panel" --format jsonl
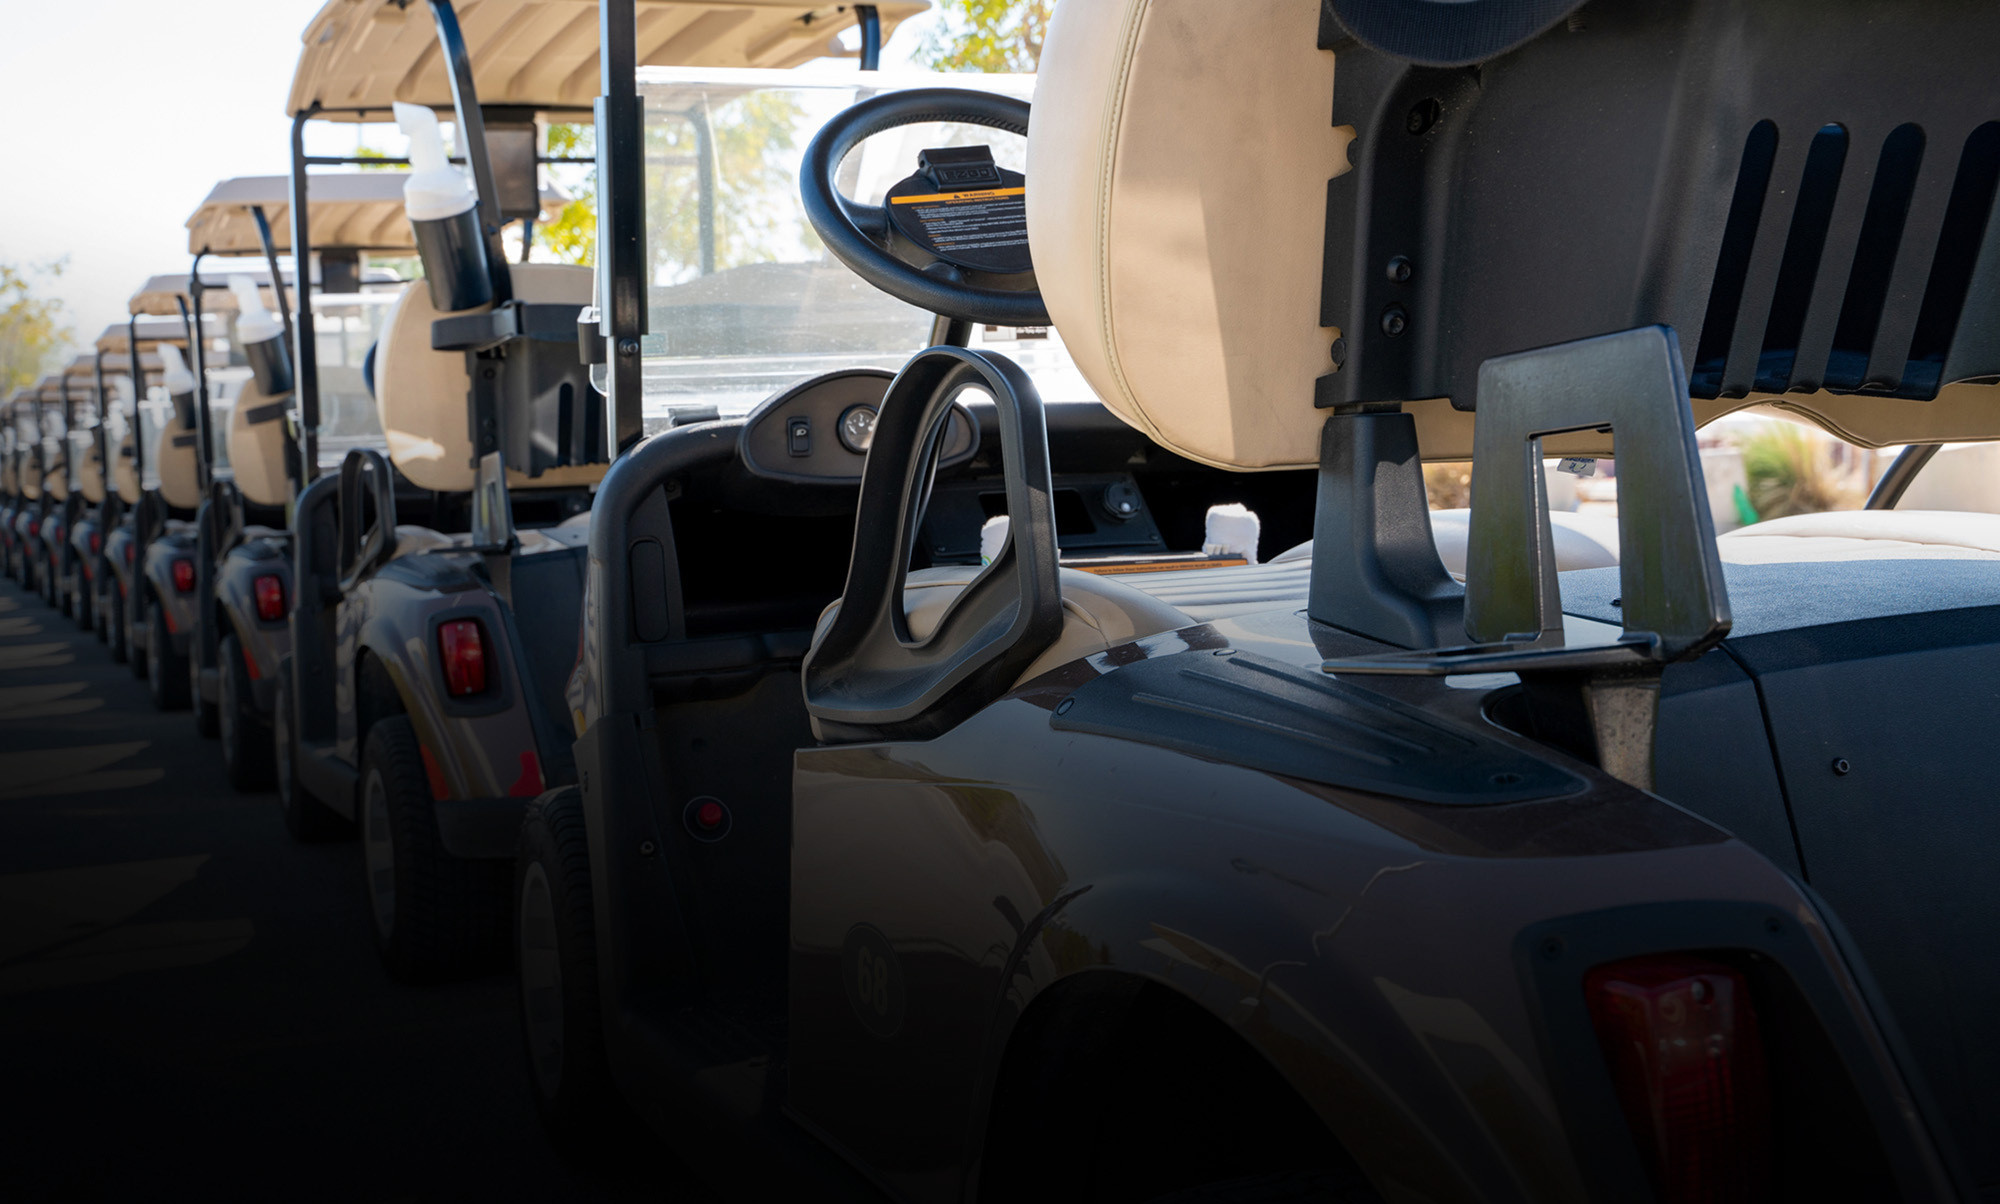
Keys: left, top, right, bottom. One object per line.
{"left": 155, "top": 418, "right": 203, "bottom": 511}
{"left": 227, "top": 380, "right": 294, "bottom": 509}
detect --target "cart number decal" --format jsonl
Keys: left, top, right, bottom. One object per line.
{"left": 841, "top": 923, "right": 907, "bottom": 1040}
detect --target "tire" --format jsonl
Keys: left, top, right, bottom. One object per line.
{"left": 72, "top": 569, "right": 92, "bottom": 631}
{"left": 1146, "top": 1172, "right": 1382, "bottom": 1204}
{"left": 272, "top": 657, "right": 350, "bottom": 841}
{"left": 220, "top": 631, "right": 276, "bottom": 791}
{"left": 193, "top": 624, "right": 221, "bottom": 738}
{"left": 127, "top": 596, "right": 149, "bottom": 679}
{"left": 147, "top": 603, "right": 190, "bottom": 710}
{"left": 517, "top": 788, "right": 638, "bottom": 1161}
{"left": 107, "top": 589, "right": 126, "bottom": 663}
{"left": 94, "top": 586, "right": 109, "bottom": 642}
{"left": 360, "top": 715, "right": 510, "bottom": 981}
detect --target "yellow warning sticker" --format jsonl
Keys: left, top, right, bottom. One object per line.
{"left": 889, "top": 187, "right": 1027, "bottom": 205}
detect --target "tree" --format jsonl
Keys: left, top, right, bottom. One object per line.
{"left": 0, "top": 259, "right": 70, "bottom": 395}
{"left": 539, "top": 123, "right": 598, "bottom": 266}
{"left": 918, "top": 0, "right": 1056, "bottom": 72}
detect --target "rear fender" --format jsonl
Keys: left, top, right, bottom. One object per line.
{"left": 216, "top": 540, "right": 293, "bottom": 712}
{"left": 138, "top": 535, "right": 197, "bottom": 648}
{"left": 340, "top": 564, "right": 544, "bottom": 802}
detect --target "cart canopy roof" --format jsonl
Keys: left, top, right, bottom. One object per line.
{"left": 130, "top": 268, "right": 296, "bottom": 317}
{"left": 186, "top": 172, "right": 571, "bottom": 255}
{"left": 288, "top": 0, "right": 927, "bottom": 120}
{"left": 94, "top": 315, "right": 225, "bottom": 354}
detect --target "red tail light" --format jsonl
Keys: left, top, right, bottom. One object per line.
{"left": 253, "top": 574, "right": 285, "bottom": 621}
{"left": 124, "top": 542, "right": 136, "bottom": 564}
{"left": 437, "top": 619, "right": 488, "bottom": 697}
{"left": 1585, "top": 955, "right": 1771, "bottom": 1204}
{"left": 26, "top": 518, "right": 38, "bottom": 537}
{"left": 89, "top": 531, "right": 101, "bottom": 553}
{"left": 171, "top": 559, "right": 195, "bottom": 593}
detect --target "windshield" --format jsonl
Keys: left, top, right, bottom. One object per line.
{"left": 635, "top": 68, "right": 1094, "bottom": 430}
{"left": 310, "top": 289, "right": 396, "bottom": 464}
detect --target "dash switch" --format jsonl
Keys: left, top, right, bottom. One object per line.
{"left": 787, "top": 416, "right": 812, "bottom": 457}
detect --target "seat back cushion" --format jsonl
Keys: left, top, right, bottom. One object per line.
{"left": 226, "top": 378, "right": 293, "bottom": 508}
{"left": 375, "top": 265, "right": 601, "bottom": 493}
{"left": 114, "top": 427, "right": 141, "bottom": 504}
{"left": 1030, "top": 0, "right": 1342, "bottom": 471}
{"left": 155, "top": 416, "right": 202, "bottom": 510}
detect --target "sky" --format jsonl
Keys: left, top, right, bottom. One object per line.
{"left": 0, "top": 0, "right": 940, "bottom": 362}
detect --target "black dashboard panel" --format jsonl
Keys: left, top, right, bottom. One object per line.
{"left": 739, "top": 369, "right": 978, "bottom": 484}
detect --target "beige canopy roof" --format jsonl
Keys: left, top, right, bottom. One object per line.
{"left": 188, "top": 173, "right": 416, "bottom": 255}
{"left": 95, "top": 315, "right": 225, "bottom": 353}
{"left": 130, "top": 269, "right": 295, "bottom": 317}
{"left": 288, "top": 0, "right": 926, "bottom": 119}
{"left": 35, "top": 375, "right": 67, "bottom": 404}
{"left": 186, "top": 172, "right": 571, "bottom": 256}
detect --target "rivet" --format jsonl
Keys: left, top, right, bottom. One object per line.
{"left": 1540, "top": 935, "right": 1564, "bottom": 961}
{"left": 1386, "top": 255, "right": 1413, "bottom": 284}
{"left": 618, "top": 338, "right": 641, "bottom": 357}
{"left": 1054, "top": 698, "right": 1075, "bottom": 715}
{"left": 639, "top": 840, "right": 656, "bottom": 856}
{"left": 1329, "top": 337, "right": 1348, "bottom": 368}
{"left": 1832, "top": 757, "right": 1851, "bottom": 776}
{"left": 1380, "top": 305, "right": 1408, "bottom": 337}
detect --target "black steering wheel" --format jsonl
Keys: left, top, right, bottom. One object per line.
{"left": 801, "top": 88, "right": 1050, "bottom": 328}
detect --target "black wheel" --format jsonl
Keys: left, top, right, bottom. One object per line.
{"left": 518, "top": 788, "right": 637, "bottom": 1160}
{"left": 106, "top": 588, "right": 126, "bottom": 663}
{"left": 127, "top": 596, "right": 149, "bottom": 678}
{"left": 42, "top": 557, "right": 59, "bottom": 608}
{"left": 360, "top": 715, "right": 510, "bottom": 981}
{"left": 272, "top": 657, "right": 350, "bottom": 841}
{"left": 193, "top": 630, "right": 220, "bottom": 738}
{"left": 147, "top": 603, "right": 190, "bottom": 710}
{"left": 71, "top": 568, "right": 92, "bottom": 631}
{"left": 93, "top": 584, "right": 108, "bottom": 642}
{"left": 220, "top": 631, "right": 276, "bottom": 791}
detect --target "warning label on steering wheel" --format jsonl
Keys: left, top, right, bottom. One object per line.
{"left": 886, "top": 170, "right": 1033, "bottom": 277}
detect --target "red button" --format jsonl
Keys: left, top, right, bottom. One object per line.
{"left": 696, "top": 801, "right": 724, "bottom": 830}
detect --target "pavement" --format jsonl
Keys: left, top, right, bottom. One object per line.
{"left": 0, "top": 577, "right": 711, "bottom": 1202}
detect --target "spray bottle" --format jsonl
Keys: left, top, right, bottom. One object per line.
{"left": 395, "top": 101, "right": 492, "bottom": 312}
{"left": 230, "top": 276, "right": 293, "bottom": 397}
{"left": 157, "top": 343, "right": 197, "bottom": 432}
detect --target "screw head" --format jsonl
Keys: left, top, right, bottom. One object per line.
{"left": 639, "top": 840, "right": 656, "bottom": 856}
{"left": 1540, "top": 935, "right": 1565, "bottom": 961}
{"left": 1832, "top": 757, "right": 1851, "bottom": 775}
{"left": 1380, "top": 305, "right": 1409, "bottom": 337}
{"left": 1406, "top": 98, "right": 1441, "bottom": 136}
{"left": 1054, "top": 698, "right": 1075, "bottom": 715}
{"left": 1386, "top": 255, "right": 1413, "bottom": 283}
{"left": 1329, "top": 336, "right": 1348, "bottom": 368}
{"left": 618, "top": 338, "right": 641, "bottom": 357}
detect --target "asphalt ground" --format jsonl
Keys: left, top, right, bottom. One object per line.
{"left": 0, "top": 576, "right": 711, "bottom": 1202}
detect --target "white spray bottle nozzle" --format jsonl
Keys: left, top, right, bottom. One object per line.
{"left": 156, "top": 342, "right": 195, "bottom": 396}
{"left": 230, "top": 275, "right": 284, "bottom": 347}
{"left": 395, "top": 101, "right": 477, "bottom": 221}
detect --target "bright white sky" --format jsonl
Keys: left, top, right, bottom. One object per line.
{"left": 0, "top": 0, "right": 939, "bottom": 362}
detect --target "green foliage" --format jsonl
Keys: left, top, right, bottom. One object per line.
{"left": 540, "top": 123, "right": 597, "bottom": 266}
{"left": 917, "top": 0, "right": 1056, "bottom": 72}
{"left": 352, "top": 145, "right": 401, "bottom": 170}
{"left": 645, "top": 92, "right": 813, "bottom": 282}
{"left": 1737, "top": 422, "right": 1861, "bottom": 519}
{"left": 0, "top": 259, "right": 70, "bottom": 395}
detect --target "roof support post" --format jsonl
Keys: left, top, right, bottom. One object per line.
{"left": 251, "top": 203, "right": 305, "bottom": 502}
{"left": 427, "top": 0, "right": 514, "bottom": 304}
{"left": 857, "top": 6, "right": 882, "bottom": 70}
{"left": 598, "top": 0, "right": 646, "bottom": 453}
{"left": 289, "top": 108, "right": 321, "bottom": 482}
{"left": 127, "top": 315, "right": 145, "bottom": 487}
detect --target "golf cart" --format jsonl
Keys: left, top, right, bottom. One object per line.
{"left": 272, "top": 0, "right": 920, "bottom": 981}
{"left": 513, "top": 0, "right": 2000, "bottom": 1200}
{"left": 126, "top": 268, "right": 288, "bottom": 706}
{"left": 1, "top": 391, "right": 34, "bottom": 584}
{"left": 53, "top": 354, "right": 112, "bottom": 632}
{"left": 28, "top": 373, "right": 76, "bottom": 613}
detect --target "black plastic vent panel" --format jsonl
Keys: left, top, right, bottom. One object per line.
{"left": 1050, "top": 650, "right": 1586, "bottom": 806}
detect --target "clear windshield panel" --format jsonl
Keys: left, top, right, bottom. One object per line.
{"left": 312, "top": 290, "right": 395, "bottom": 464}
{"left": 635, "top": 68, "right": 1091, "bottom": 428}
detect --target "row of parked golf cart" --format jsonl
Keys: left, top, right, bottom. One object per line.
{"left": 8, "top": 0, "right": 2000, "bottom": 1199}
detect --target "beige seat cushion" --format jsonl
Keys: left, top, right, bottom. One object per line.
{"left": 114, "top": 427, "right": 141, "bottom": 504}
{"left": 43, "top": 451, "right": 67, "bottom": 501}
{"left": 376, "top": 265, "right": 605, "bottom": 494}
{"left": 1030, "top": 0, "right": 1343, "bottom": 471}
{"left": 76, "top": 437, "right": 106, "bottom": 505}
{"left": 1716, "top": 509, "right": 2000, "bottom": 563}
{"left": 226, "top": 379, "right": 294, "bottom": 508}
{"left": 155, "top": 416, "right": 203, "bottom": 510}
